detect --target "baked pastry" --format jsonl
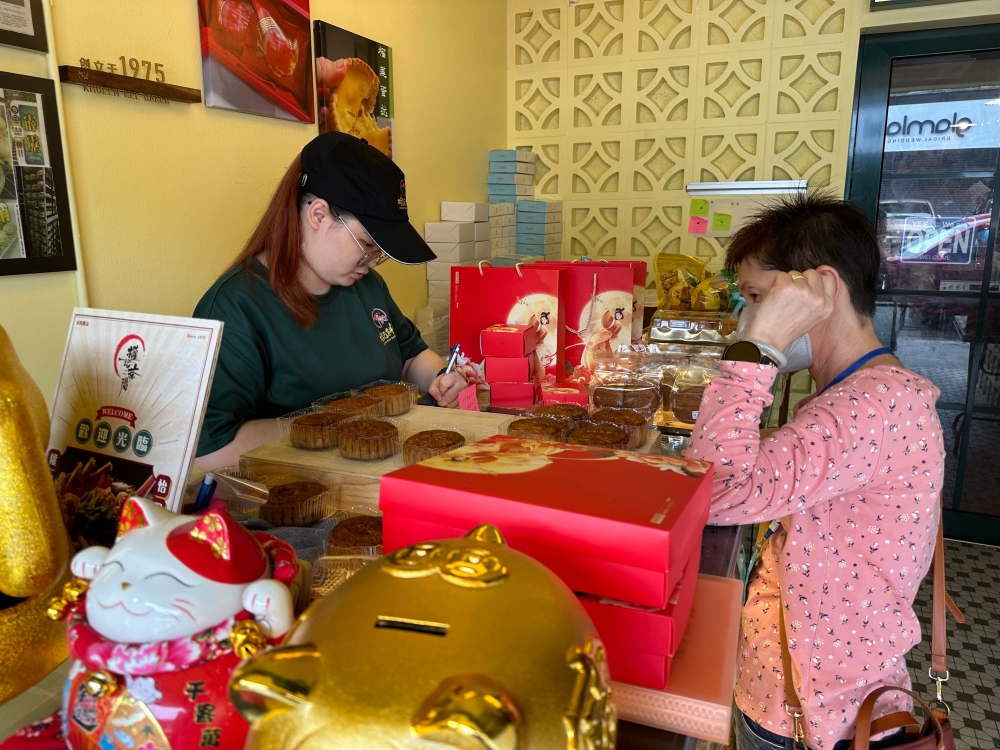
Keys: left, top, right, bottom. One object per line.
{"left": 331, "top": 58, "right": 392, "bottom": 158}
{"left": 505, "top": 417, "right": 566, "bottom": 441}
{"left": 591, "top": 407, "right": 649, "bottom": 449}
{"left": 338, "top": 418, "right": 399, "bottom": 460}
{"left": 263, "top": 481, "right": 328, "bottom": 527}
{"left": 324, "top": 395, "right": 380, "bottom": 415}
{"left": 327, "top": 515, "right": 383, "bottom": 552}
{"left": 363, "top": 383, "right": 413, "bottom": 416}
{"left": 534, "top": 403, "right": 589, "bottom": 422}
{"left": 568, "top": 422, "right": 629, "bottom": 450}
{"left": 289, "top": 411, "right": 348, "bottom": 450}
{"left": 403, "top": 429, "right": 466, "bottom": 464}
{"left": 671, "top": 387, "right": 706, "bottom": 424}
{"left": 592, "top": 382, "right": 660, "bottom": 413}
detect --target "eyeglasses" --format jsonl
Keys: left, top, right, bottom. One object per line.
{"left": 333, "top": 209, "right": 388, "bottom": 268}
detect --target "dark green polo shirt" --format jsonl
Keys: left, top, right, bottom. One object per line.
{"left": 193, "top": 260, "right": 427, "bottom": 455}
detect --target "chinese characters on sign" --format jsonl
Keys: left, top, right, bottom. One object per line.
{"left": 313, "top": 20, "right": 395, "bottom": 160}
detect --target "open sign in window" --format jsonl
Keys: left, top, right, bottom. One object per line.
{"left": 898, "top": 214, "right": 991, "bottom": 264}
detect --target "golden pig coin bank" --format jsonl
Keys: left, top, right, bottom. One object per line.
{"left": 231, "top": 525, "right": 617, "bottom": 749}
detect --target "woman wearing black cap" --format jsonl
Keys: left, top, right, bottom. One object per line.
{"left": 193, "top": 133, "right": 466, "bottom": 472}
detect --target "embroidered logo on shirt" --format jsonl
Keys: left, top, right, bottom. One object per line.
{"left": 372, "top": 308, "right": 389, "bottom": 328}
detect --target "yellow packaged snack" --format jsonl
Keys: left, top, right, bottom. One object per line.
{"left": 655, "top": 253, "right": 706, "bottom": 309}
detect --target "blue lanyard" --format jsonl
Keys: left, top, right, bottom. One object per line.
{"left": 819, "top": 347, "right": 892, "bottom": 395}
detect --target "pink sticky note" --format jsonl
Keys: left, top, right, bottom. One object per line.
{"left": 458, "top": 385, "right": 480, "bottom": 411}
{"left": 688, "top": 216, "right": 708, "bottom": 234}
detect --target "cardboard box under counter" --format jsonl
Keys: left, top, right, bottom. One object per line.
{"left": 480, "top": 323, "right": 537, "bottom": 357}
{"left": 483, "top": 355, "right": 531, "bottom": 383}
{"left": 380, "top": 435, "right": 713, "bottom": 607}
{"left": 427, "top": 280, "right": 450, "bottom": 300}
{"left": 580, "top": 542, "right": 700, "bottom": 690}
{"left": 441, "top": 202, "right": 489, "bottom": 222}
{"left": 425, "top": 221, "right": 475, "bottom": 243}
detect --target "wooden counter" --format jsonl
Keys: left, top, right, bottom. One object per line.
{"left": 240, "top": 405, "right": 662, "bottom": 511}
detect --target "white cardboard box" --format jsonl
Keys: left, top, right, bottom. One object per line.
{"left": 475, "top": 240, "right": 491, "bottom": 260}
{"left": 517, "top": 235, "right": 563, "bottom": 248}
{"left": 426, "top": 260, "right": 473, "bottom": 282}
{"left": 427, "top": 241, "right": 475, "bottom": 263}
{"left": 489, "top": 161, "right": 535, "bottom": 175}
{"left": 517, "top": 199, "right": 563, "bottom": 212}
{"left": 489, "top": 216, "right": 504, "bottom": 228}
{"left": 487, "top": 172, "right": 533, "bottom": 185}
{"left": 425, "top": 221, "right": 475, "bottom": 243}
{"left": 489, "top": 149, "right": 537, "bottom": 163}
{"left": 474, "top": 222, "right": 491, "bottom": 241}
{"left": 517, "top": 211, "right": 563, "bottom": 225}
{"left": 441, "top": 202, "right": 490, "bottom": 222}
{"left": 491, "top": 237, "right": 516, "bottom": 250}
{"left": 517, "top": 222, "right": 561, "bottom": 235}
{"left": 502, "top": 214, "right": 516, "bottom": 226}
{"left": 502, "top": 225, "right": 517, "bottom": 238}
{"left": 490, "top": 227, "right": 503, "bottom": 240}
{"left": 488, "top": 202, "right": 515, "bottom": 217}
{"left": 427, "top": 280, "right": 450, "bottom": 300}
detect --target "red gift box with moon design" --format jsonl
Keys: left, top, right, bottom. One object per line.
{"left": 380, "top": 435, "right": 712, "bottom": 608}
{"left": 449, "top": 265, "right": 566, "bottom": 384}
{"left": 579, "top": 540, "right": 701, "bottom": 689}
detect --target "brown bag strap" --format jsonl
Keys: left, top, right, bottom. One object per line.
{"left": 777, "top": 602, "right": 805, "bottom": 748}
{"left": 853, "top": 686, "right": 946, "bottom": 750}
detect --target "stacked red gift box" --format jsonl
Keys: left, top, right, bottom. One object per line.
{"left": 380, "top": 435, "right": 712, "bottom": 691}
{"left": 481, "top": 323, "right": 541, "bottom": 409}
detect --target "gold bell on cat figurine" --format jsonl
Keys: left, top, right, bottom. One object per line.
{"left": 230, "top": 524, "right": 616, "bottom": 750}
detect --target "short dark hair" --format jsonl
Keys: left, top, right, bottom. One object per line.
{"left": 725, "top": 192, "right": 881, "bottom": 318}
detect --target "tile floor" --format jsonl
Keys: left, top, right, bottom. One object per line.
{"left": 1, "top": 542, "right": 997, "bottom": 748}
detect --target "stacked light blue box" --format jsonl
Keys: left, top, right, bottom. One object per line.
{"left": 516, "top": 200, "right": 562, "bottom": 259}
{"left": 488, "top": 150, "right": 535, "bottom": 205}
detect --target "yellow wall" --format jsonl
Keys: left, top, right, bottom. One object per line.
{"left": 1, "top": 0, "right": 506, "bottom": 404}
{"left": 505, "top": 0, "right": 999, "bottom": 289}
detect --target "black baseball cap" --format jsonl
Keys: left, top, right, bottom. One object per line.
{"left": 299, "top": 132, "right": 436, "bottom": 265}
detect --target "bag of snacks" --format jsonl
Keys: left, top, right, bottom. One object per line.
{"left": 669, "top": 366, "right": 719, "bottom": 424}
{"left": 655, "top": 254, "right": 706, "bottom": 310}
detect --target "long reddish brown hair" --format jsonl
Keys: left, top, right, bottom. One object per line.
{"left": 228, "top": 154, "right": 319, "bottom": 327}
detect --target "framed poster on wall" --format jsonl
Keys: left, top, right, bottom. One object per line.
{"left": 871, "top": 0, "right": 974, "bottom": 9}
{"left": 0, "top": 0, "right": 47, "bottom": 54}
{"left": 198, "top": 0, "right": 315, "bottom": 123}
{"left": 0, "top": 71, "right": 75, "bottom": 277}
{"left": 314, "top": 20, "right": 393, "bottom": 160}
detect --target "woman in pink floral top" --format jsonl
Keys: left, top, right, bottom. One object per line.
{"left": 687, "top": 195, "right": 943, "bottom": 750}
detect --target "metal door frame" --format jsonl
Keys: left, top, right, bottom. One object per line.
{"left": 847, "top": 23, "right": 1000, "bottom": 545}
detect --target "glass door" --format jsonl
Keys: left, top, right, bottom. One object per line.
{"left": 848, "top": 25, "right": 1000, "bottom": 545}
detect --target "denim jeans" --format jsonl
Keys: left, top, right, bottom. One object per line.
{"left": 734, "top": 708, "right": 906, "bottom": 750}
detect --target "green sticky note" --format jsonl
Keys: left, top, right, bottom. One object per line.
{"left": 690, "top": 198, "right": 709, "bottom": 218}
{"left": 712, "top": 213, "right": 732, "bottom": 232}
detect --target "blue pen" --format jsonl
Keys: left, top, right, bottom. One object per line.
{"left": 194, "top": 472, "right": 217, "bottom": 512}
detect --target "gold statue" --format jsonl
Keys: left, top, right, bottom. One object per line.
{"left": 231, "top": 525, "right": 617, "bottom": 749}
{"left": 0, "top": 325, "right": 70, "bottom": 704}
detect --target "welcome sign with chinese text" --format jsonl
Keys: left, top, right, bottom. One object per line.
{"left": 46, "top": 309, "right": 222, "bottom": 512}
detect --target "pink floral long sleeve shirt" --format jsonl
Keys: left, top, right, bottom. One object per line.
{"left": 687, "top": 362, "right": 943, "bottom": 749}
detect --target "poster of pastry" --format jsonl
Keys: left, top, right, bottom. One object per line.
{"left": 314, "top": 20, "right": 393, "bottom": 159}
{"left": 198, "top": 0, "right": 315, "bottom": 123}
{"left": 46, "top": 309, "right": 223, "bottom": 541}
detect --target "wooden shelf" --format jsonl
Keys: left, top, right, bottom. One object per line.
{"left": 58, "top": 66, "right": 201, "bottom": 104}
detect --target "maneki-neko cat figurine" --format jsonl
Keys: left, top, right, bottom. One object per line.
{"left": 230, "top": 524, "right": 617, "bottom": 750}
{"left": 3, "top": 498, "right": 300, "bottom": 750}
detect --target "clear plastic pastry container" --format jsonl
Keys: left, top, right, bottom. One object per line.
{"left": 312, "top": 390, "right": 386, "bottom": 417}
{"left": 399, "top": 424, "right": 477, "bottom": 467}
{"left": 311, "top": 554, "right": 379, "bottom": 598}
{"left": 356, "top": 380, "right": 419, "bottom": 416}
{"left": 278, "top": 406, "right": 351, "bottom": 450}
{"left": 259, "top": 478, "right": 339, "bottom": 527}
{"left": 500, "top": 415, "right": 569, "bottom": 442}
{"left": 589, "top": 407, "right": 651, "bottom": 450}
{"left": 324, "top": 506, "right": 384, "bottom": 556}
{"left": 336, "top": 415, "right": 412, "bottom": 461}
{"left": 530, "top": 402, "right": 590, "bottom": 424}
{"left": 649, "top": 310, "right": 739, "bottom": 343}
{"left": 565, "top": 420, "right": 630, "bottom": 450}
{"left": 591, "top": 377, "right": 661, "bottom": 416}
